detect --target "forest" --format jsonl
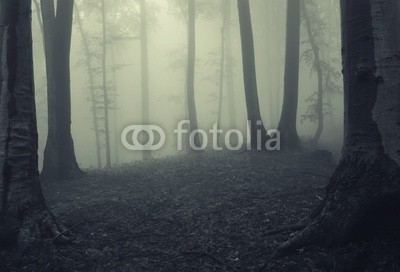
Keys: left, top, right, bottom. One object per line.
{"left": 0, "top": 0, "right": 399, "bottom": 271}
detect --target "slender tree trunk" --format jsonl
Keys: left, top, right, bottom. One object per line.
{"left": 301, "top": 0, "right": 324, "bottom": 147}
{"left": 110, "top": 44, "right": 119, "bottom": 165}
{"left": 325, "top": 0, "right": 337, "bottom": 133}
{"left": 101, "top": 0, "right": 111, "bottom": 167}
{"left": 237, "top": 0, "right": 269, "bottom": 147}
{"left": 225, "top": 0, "right": 237, "bottom": 129}
{"left": 217, "top": 0, "right": 229, "bottom": 144}
{"left": 0, "top": 0, "right": 71, "bottom": 250}
{"left": 32, "top": 0, "right": 44, "bottom": 39}
{"left": 75, "top": 4, "right": 102, "bottom": 168}
{"left": 140, "top": 0, "right": 151, "bottom": 160}
{"left": 41, "top": 0, "right": 83, "bottom": 179}
{"left": 277, "top": 0, "right": 301, "bottom": 150}
{"left": 187, "top": 0, "right": 201, "bottom": 148}
{"left": 273, "top": 0, "right": 400, "bottom": 258}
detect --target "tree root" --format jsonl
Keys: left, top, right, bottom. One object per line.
{"left": 269, "top": 153, "right": 400, "bottom": 260}
{"left": 15, "top": 209, "right": 75, "bottom": 258}
{"left": 265, "top": 219, "right": 309, "bottom": 236}
{"left": 271, "top": 220, "right": 323, "bottom": 259}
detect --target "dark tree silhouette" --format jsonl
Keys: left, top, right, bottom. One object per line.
{"left": 272, "top": 0, "right": 400, "bottom": 257}
{"left": 225, "top": 0, "right": 237, "bottom": 130}
{"left": 301, "top": 0, "right": 324, "bottom": 147}
{"left": 277, "top": 0, "right": 301, "bottom": 150}
{"left": 187, "top": 0, "right": 201, "bottom": 148}
{"left": 237, "top": 0, "right": 268, "bottom": 148}
{"left": 0, "top": 0, "right": 71, "bottom": 250}
{"left": 40, "top": 0, "right": 83, "bottom": 179}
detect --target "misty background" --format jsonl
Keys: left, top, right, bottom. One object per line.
{"left": 31, "top": 0, "right": 343, "bottom": 169}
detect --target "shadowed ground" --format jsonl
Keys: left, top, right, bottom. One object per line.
{"left": 1, "top": 151, "right": 399, "bottom": 271}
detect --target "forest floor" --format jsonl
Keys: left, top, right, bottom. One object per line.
{"left": 1, "top": 150, "right": 400, "bottom": 272}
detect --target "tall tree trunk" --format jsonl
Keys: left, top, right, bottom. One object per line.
{"left": 237, "top": 0, "right": 269, "bottom": 148}
{"left": 110, "top": 44, "right": 119, "bottom": 165}
{"left": 101, "top": 0, "right": 111, "bottom": 167}
{"left": 0, "top": 0, "right": 71, "bottom": 250}
{"left": 75, "top": 4, "right": 102, "bottom": 168}
{"left": 140, "top": 0, "right": 151, "bottom": 160}
{"left": 41, "top": 0, "right": 83, "bottom": 179}
{"left": 225, "top": 0, "right": 237, "bottom": 129}
{"left": 217, "top": 0, "right": 229, "bottom": 144}
{"left": 32, "top": 0, "right": 44, "bottom": 39}
{"left": 272, "top": 0, "right": 400, "bottom": 258}
{"left": 301, "top": 0, "right": 324, "bottom": 148}
{"left": 277, "top": 0, "right": 301, "bottom": 150}
{"left": 325, "top": 0, "right": 337, "bottom": 134}
{"left": 187, "top": 0, "right": 201, "bottom": 148}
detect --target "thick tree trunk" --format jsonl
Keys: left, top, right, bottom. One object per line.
{"left": 237, "top": 0, "right": 269, "bottom": 148}
{"left": 225, "top": 0, "right": 237, "bottom": 130}
{"left": 0, "top": 0, "right": 70, "bottom": 250}
{"left": 187, "top": 0, "right": 201, "bottom": 148}
{"left": 75, "top": 4, "right": 102, "bottom": 168}
{"left": 41, "top": 0, "right": 83, "bottom": 180}
{"left": 277, "top": 0, "right": 301, "bottom": 150}
{"left": 140, "top": 0, "right": 151, "bottom": 160}
{"left": 101, "top": 0, "right": 111, "bottom": 167}
{"left": 301, "top": 0, "right": 324, "bottom": 148}
{"left": 272, "top": 0, "right": 400, "bottom": 258}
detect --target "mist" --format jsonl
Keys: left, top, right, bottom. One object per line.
{"left": 31, "top": 0, "right": 343, "bottom": 169}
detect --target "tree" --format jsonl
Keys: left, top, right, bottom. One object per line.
{"left": 140, "top": 0, "right": 151, "bottom": 160}
{"left": 167, "top": 0, "right": 218, "bottom": 150}
{"left": 75, "top": 3, "right": 103, "bottom": 168}
{"left": 237, "top": 0, "right": 269, "bottom": 147}
{"left": 300, "top": 0, "right": 342, "bottom": 147}
{"left": 75, "top": 0, "right": 138, "bottom": 167}
{"left": 0, "top": 0, "right": 70, "bottom": 250}
{"left": 40, "top": 0, "right": 84, "bottom": 179}
{"left": 216, "top": 0, "right": 229, "bottom": 144}
{"left": 301, "top": 0, "right": 324, "bottom": 148}
{"left": 187, "top": 0, "right": 201, "bottom": 148}
{"left": 101, "top": 0, "right": 111, "bottom": 167}
{"left": 272, "top": 0, "right": 400, "bottom": 257}
{"left": 277, "top": 0, "right": 301, "bottom": 150}
{"left": 224, "top": 0, "right": 237, "bottom": 130}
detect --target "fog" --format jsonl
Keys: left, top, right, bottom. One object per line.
{"left": 32, "top": 0, "right": 343, "bottom": 169}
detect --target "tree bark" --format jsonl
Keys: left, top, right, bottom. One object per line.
{"left": 272, "top": 0, "right": 400, "bottom": 258}
{"left": 237, "top": 0, "right": 269, "bottom": 148}
{"left": 41, "top": 0, "right": 84, "bottom": 180}
{"left": 277, "top": 0, "right": 301, "bottom": 150}
{"left": 140, "top": 0, "right": 151, "bottom": 160}
{"left": 0, "top": 0, "right": 70, "bottom": 250}
{"left": 301, "top": 0, "right": 324, "bottom": 148}
{"left": 75, "top": 4, "right": 102, "bottom": 168}
{"left": 101, "top": 0, "right": 111, "bottom": 167}
{"left": 187, "top": 0, "right": 201, "bottom": 148}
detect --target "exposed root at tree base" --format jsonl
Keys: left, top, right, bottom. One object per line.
{"left": 15, "top": 209, "right": 74, "bottom": 258}
{"left": 271, "top": 152, "right": 400, "bottom": 260}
